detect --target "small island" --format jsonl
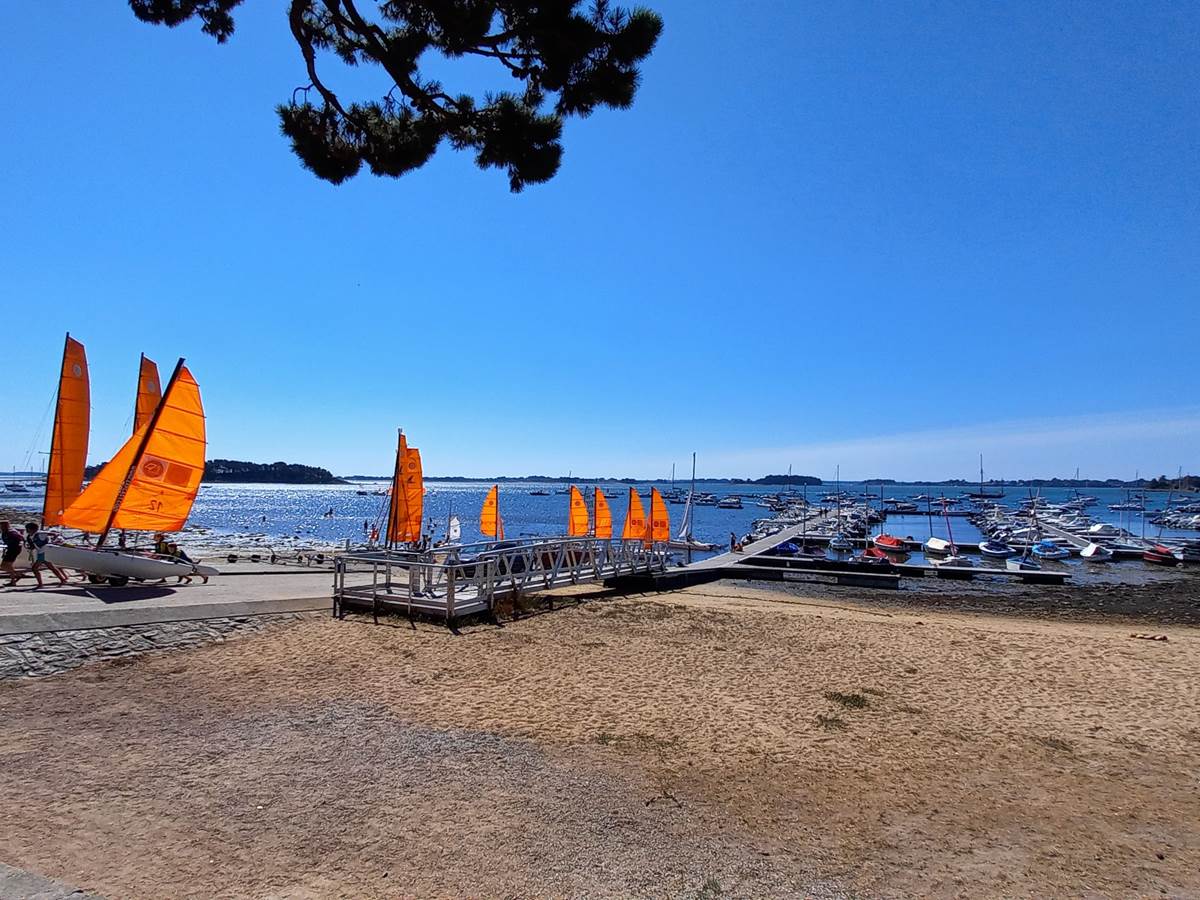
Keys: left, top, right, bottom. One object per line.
{"left": 204, "top": 460, "right": 347, "bottom": 484}
{"left": 83, "top": 459, "right": 347, "bottom": 484}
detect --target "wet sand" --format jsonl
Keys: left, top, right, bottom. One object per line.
{"left": 1, "top": 579, "right": 1198, "bottom": 897}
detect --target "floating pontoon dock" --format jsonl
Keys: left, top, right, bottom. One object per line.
{"left": 333, "top": 537, "right": 668, "bottom": 623}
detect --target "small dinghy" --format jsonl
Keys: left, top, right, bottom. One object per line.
{"left": 978, "top": 539, "right": 1017, "bottom": 559}
{"left": 855, "top": 546, "right": 893, "bottom": 565}
{"left": 1079, "top": 542, "right": 1114, "bottom": 562}
{"left": 1007, "top": 553, "right": 1042, "bottom": 572}
{"left": 1143, "top": 544, "right": 1180, "bottom": 566}
{"left": 828, "top": 533, "right": 854, "bottom": 552}
{"left": 1031, "top": 540, "right": 1071, "bottom": 560}
{"left": 872, "top": 533, "right": 908, "bottom": 554}
{"left": 930, "top": 554, "right": 974, "bottom": 578}
{"left": 922, "top": 536, "right": 956, "bottom": 556}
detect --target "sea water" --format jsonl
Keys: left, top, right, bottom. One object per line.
{"left": 2, "top": 481, "right": 1192, "bottom": 566}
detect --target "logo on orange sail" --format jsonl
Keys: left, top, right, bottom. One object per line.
{"left": 141, "top": 458, "right": 166, "bottom": 479}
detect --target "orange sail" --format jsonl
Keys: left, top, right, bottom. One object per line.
{"left": 622, "top": 487, "right": 646, "bottom": 541}
{"left": 649, "top": 488, "right": 670, "bottom": 543}
{"left": 61, "top": 361, "right": 205, "bottom": 536}
{"left": 594, "top": 488, "right": 613, "bottom": 539}
{"left": 567, "top": 485, "right": 590, "bottom": 536}
{"left": 403, "top": 446, "right": 424, "bottom": 541}
{"left": 387, "top": 431, "right": 424, "bottom": 544}
{"left": 480, "top": 484, "right": 504, "bottom": 540}
{"left": 42, "top": 335, "right": 90, "bottom": 526}
{"left": 134, "top": 354, "right": 162, "bottom": 434}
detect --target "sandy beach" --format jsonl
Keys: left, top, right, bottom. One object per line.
{"left": 1, "top": 578, "right": 1197, "bottom": 897}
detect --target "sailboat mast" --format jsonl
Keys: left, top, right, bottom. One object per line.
{"left": 97, "top": 358, "right": 186, "bottom": 548}
{"left": 944, "top": 499, "right": 956, "bottom": 552}
{"left": 386, "top": 428, "right": 403, "bottom": 551}
{"left": 802, "top": 478, "right": 807, "bottom": 547}
{"left": 689, "top": 452, "right": 697, "bottom": 539}
{"left": 836, "top": 464, "right": 841, "bottom": 529}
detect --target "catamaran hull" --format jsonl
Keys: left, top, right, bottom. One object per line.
{"left": 44, "top": 545, "right": 218, "bottom": 581}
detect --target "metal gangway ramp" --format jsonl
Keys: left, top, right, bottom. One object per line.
{"left": 333, "top": 537, "right": 669, "bottom": 623}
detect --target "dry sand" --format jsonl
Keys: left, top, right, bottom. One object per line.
{"left": 1, "top": 580, "right": 1198, "bottom": 898}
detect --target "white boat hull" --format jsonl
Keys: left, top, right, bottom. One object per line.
{"left": 923, "top": 537, "right": 955, "bottom": 555}
{"left": 1080, "top": 543, "right": 1114, "bottom": 561}
{"left": 44, "top": 545, "right": 219, "bottom": 581}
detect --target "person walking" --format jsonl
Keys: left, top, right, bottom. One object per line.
{"left": 23, "top": 523, "right": 68, "bottom": 587}
{"left": 1, "top": 521, "right": 27, "bottom": 586}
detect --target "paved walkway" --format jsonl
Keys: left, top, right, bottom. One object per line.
{"left": 0, "top": 862, "right": 100, "bottom": 899}
{"left": 0, "top": 567, "right": 333, "bottom": 635}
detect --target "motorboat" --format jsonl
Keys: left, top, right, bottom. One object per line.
{"left": 978, "top": 539, "right": 1017, "bottom": 559}
{"left": 1031, "top": 540, "right": 1071, "bottom": 560}
{"left": 872, "top": 533, "right": 908, "bottom": 554}
{"left": 4, "top": 483, "right": 30, "bottom": 493}
{"left": 717, "top": 496, "right": 743, "bottom": 509}
{"left": 529, "top": 489, "right": 550, "bottom": 496}
{"left": 1079, "top": 542, "right": 1114, "bottom": 562}
{"left": 1086, "top": 523, "right": 1119, "bottom": 537}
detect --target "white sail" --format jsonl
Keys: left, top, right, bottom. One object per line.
{"left": 676, "top": 491, "right": 694, "bottom": 540}
{"left": 448, "top": 515, "right": 461, "bottom": 542}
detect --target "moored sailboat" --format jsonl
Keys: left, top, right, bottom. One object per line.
{"left": 668, "top": 453, "right": 718, "bottom": 553}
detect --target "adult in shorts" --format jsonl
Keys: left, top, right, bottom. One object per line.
{"left": 24, "top": 523, "right": 68, "bottom": 587}
{"left": 1, "top": 521, "right": 27, "bottom": 586}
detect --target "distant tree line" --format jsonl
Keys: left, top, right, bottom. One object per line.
{"left": 347, "top": 474, "right": 827, "bottom": 485}
{"left": 83, "top": 459, "right": 346, "bottom": 484}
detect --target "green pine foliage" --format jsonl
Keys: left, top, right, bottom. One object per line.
{"left": 129, "top": 0, "right": 663, "bottom": 191}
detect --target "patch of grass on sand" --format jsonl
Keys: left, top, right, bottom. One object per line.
{"left": 816, "top": 714, "right": 847, "bottom": 731}
{"left": 824, "top": 691, "right": 869, "bottom": 709}
{"left": 594, "top": 731, "right": 679, "bottom": 753}
{"left": 696, "top": 876, "right": 723, "bottom": 898}
{"left": 1035, "top": 735, "right": 1073, "bottom": 753}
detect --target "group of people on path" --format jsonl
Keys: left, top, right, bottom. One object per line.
{"left": 1, "top": 521, "right": 68, "bottom": 587}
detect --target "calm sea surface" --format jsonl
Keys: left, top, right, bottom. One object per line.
{"left": 2, "top": 482, "right": 1193, "bottom": 579}
{"left": 5, "top": 481, "right": 1190, "bottom": 558}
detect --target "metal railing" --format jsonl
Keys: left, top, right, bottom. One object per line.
{"left": 333, "top": 537, "right": 668, "bottom": 622}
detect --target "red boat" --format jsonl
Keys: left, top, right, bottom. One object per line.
{"left": 872, "top": 533, "right": 908, "bottom": 554}
{"left": 857, "top": 546, "right": 893, "bottom": 565}
{"left": 1143, "top": 544, "right": 1180, "bottom": 566}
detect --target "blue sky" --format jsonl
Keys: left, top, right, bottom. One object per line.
{"left": 2, "top": 1, "right": 1197, "bottom": 481}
